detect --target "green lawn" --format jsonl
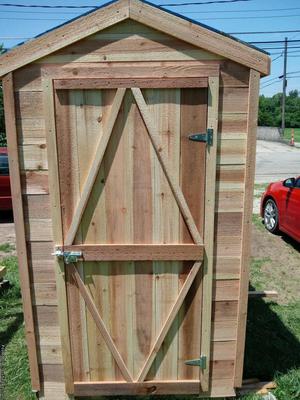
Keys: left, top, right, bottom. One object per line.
{"left": 0, "top": 231, "right": 299, "bottom": 400}
{"left": 284, "top": 128, "right": 300, "bottom": 143}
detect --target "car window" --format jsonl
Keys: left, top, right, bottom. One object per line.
{"left": 295, "top": 178, "right": 300, "bottom": 188}
{"left": 0, "top": 154, "right": 9, "bottom": 176}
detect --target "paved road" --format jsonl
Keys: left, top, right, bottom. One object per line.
{"left": 255, "top": 140, "right": 300, "bottom": 183}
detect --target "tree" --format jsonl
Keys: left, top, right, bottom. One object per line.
{"left": 0, "top": 43, "right": 6, "bottom": 146}
{"left": 258, "top": 90, "right": 300, "bottom": 128}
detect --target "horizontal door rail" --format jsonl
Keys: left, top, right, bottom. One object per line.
{"left": 74, "top": 381, "right": 202, "bottom": 396}
{"left": 54, "top": 77, "right": 208, "bottom": 90}
{"left": 60, "top": 244, "right": 203, "bottom": 261}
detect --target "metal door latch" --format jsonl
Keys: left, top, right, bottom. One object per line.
{"left": 189, "top": 129, "right": 213, "bottom": 146}
{"left": 185, "top": 355, "right": 207, "bottom": 369}
{"left": 53, "top": 249, "right": 82, "bottom": 264}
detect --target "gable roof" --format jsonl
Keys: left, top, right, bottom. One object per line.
{"left": 0, "top": 0, "right": 270, "bottom": 78}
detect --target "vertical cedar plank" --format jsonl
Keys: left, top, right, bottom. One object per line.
{"left": 150, "top": 89, "right": 181, "bottom": 380}
{"left": 132, "top": 92, "right": 154, "bottom": 379}
{"left": 200, "top": 75, "right": 219, "bottom": 392}
{"left": 104, "top": 90, "right": 135, "bottom": 379}
{"left": 42, "top": 78, "right": 74, "bottom": 394}
{"left": 234, "top": 69, "right": 260, "bottom": 387}
{"left": 178, "top": 88, "right": 207, "bottom": 380}
{"left": 81, "top": 90, "right": 115, "bottom": 381}
{"left": 3, "top": 73, "right": 40, "bottom": 391}
{"left": 55, "top": 89, "right": 84, "bottom": 382}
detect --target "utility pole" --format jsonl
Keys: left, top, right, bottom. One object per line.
{"left": 281, "top": 37, "right": 288, "bottom": 135}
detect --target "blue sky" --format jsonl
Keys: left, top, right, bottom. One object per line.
{"left": 1, "top": 0, "right": 300, "bottom": 96}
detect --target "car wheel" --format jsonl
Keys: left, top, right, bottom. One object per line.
{"left": 264, "top": 199, "right": 279, "bottom": 233}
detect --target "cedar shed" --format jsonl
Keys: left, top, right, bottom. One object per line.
{"left": 0, "top": 1, "right": 270, "bottom": 399}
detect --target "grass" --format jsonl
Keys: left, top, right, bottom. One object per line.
{"left": 0, "top": 237, "right": 299, "bottom": 400}
{"left": 0, "top": 254, "right": 35, "bottom": 400}
{"left": 252, "top": 214, "right": 265, "bottom": 232}
{"left": 284, "top": 128, "right": 300, "bottom": 143}
{"left": 0, "top": 243, "right": 15, "bottom": 253}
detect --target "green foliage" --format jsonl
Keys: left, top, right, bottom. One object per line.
{"left": 258, "top": 90, "right": 300, "bottom": 128}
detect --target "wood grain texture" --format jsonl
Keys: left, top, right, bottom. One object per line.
{"left": 200, "top": 76, "right": 219, "bottom": 392}
{"left": 73, "top": 380, "right": 236, "bottom": 396}
{"left": 234, "top": 69, "right": 260, "bottom": 387}
{"left": 2, "top": 73, "right": 40, "bottom": 391}
{"left": 43, "top": 77, "right": 74, "bottom": 394}
{"left": 54, "top": 77, "right": 208, "bottom": 89}
{"left": 61, "top": 244, "right": 203, "bottom": 260}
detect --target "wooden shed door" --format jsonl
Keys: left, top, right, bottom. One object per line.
{"left": 53, "top": 80, "right": 211, "bottom": 394}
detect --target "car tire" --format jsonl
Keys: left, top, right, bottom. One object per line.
{"left": 264, "top": 199, "right": 279, "bottom": 234}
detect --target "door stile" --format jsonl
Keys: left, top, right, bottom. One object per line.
{"left": 42, "top": 77, "right": 74, "bottom": 395}
{"left": 200, "top": 75, "right": 220, "bottom": 392}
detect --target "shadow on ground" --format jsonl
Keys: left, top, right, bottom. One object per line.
{"left": 0, "top": 210, "right": 13, "bottom": 224}
{"left": 244, "top": 284, "right": 300, "bottom": 380}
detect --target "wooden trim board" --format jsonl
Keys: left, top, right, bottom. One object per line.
{"left": 200, "top": 75, "right": 219, "bottom": 392}
{"left": 61, "top": 244, "right": 204, "bottom": 261}
{"left": 74, "top": 381, "right": 236, "bottom": 396}
{"left": 234, "top": 69, "right": 260, "bottom": 387}
{"left": 42, "top": 77, "right": 74, "bottom": 394}
{"left": 2, "top": 73, "right": 40, "bottom": 391}
{"left": 54, "top": 77, "right": 208, "bottom": 89}
{"left": 0, "top": 0, "right": 270, "bottom": 77}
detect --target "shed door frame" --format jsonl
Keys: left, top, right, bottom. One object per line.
{"left": 43, "top": 67, "right": 219, "bottom": 396}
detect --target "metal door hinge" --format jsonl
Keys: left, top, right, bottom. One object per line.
{"left": 53, "top": 249, "right": 82, "bottom": 264}
{"left": 185, "top": 356, "right": 207, "bottom": 369}
{"left": 189, "top": 129, "right": 213, "bottom": 146}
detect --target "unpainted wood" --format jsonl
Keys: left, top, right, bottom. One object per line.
{"left": 2, "top": 73, "right": 40, "bottom": 391}
{"left": 54, "top": 77, "right": 208, "bottom": 89}
{"left": 234, "top": 69, "right": 260, "bottom": 387}
{"left": 42, "top": 77, "right": 74, "bottom": 394}
{"left": 200, "top": 76, "right": 219, "bottom": 392}
{"left": 61, "top": 244, "right": 203, "bottom": 261}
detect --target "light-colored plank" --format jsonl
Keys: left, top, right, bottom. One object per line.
{"left": 42, "top": 77, "right": 74, "bottom": 394}
{"left": 73, "top": 380, "right": 236, "bottom": 396}
{"left": 2, "top": 73, "right": 40, "bottom": 391}
{"left": 62, "top": 244, "right": 203, "bottom": 261}
{"left": 132, "top": 87, "right": 202, "bottom": 245}
{"left": 70, "top": 263, "right": 134, "bottom": 383}
{"left": 54, "top": 77, "right": 208, "bottom": 89}
{"left": 178, "top": 87, "right": 207, "bottom": 380}
{"left": 65, "top": 87, "right": 126, "bottom": 245}
{"left": 235, "top": 69, "right": 260, "bottom": 387}
{"left": 21, "top": 171, "right": 49, "bottom": 195}
{"left": 200, "top": 75, "right": 219, "bottom": 392}
{"left": 43, "top": 61, "right": 219, "bottom": 80}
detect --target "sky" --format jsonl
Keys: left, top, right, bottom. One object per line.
{"left": 0, "top": 0, "right": 300, "bottom": 97}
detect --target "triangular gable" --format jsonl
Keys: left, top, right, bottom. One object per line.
{"left": 0, "top": 0, "right": 270, "bottom": 77}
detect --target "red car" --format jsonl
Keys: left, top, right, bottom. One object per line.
{"left": 261, "top": 177, "right": 300, "bottom": 242}
{"left": 0, "top": 147, "right": 12, "bottom": 211}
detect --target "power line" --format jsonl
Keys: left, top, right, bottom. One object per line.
{"left": 287, "top": 70, "right": 300, "bottom": 75}
{"left": 229, "top": 30, "right": 300, "bottom": 35}
{"left": 2, "top": 13, "right": 300, "bottom": 22}
{"left": 250, "top": 40, "right": 300, "bottom": 44}
{"left": 0, "top": 0, "right": 253, "bottom": 7}
{"left": 196, "top": 14, "right": 300, "bottom": 20}
{"left": 184, "top": 6, "right": 300, "bottom": 13}
{"left": 260, "top": 46, "right": 300, "bottom": 50}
